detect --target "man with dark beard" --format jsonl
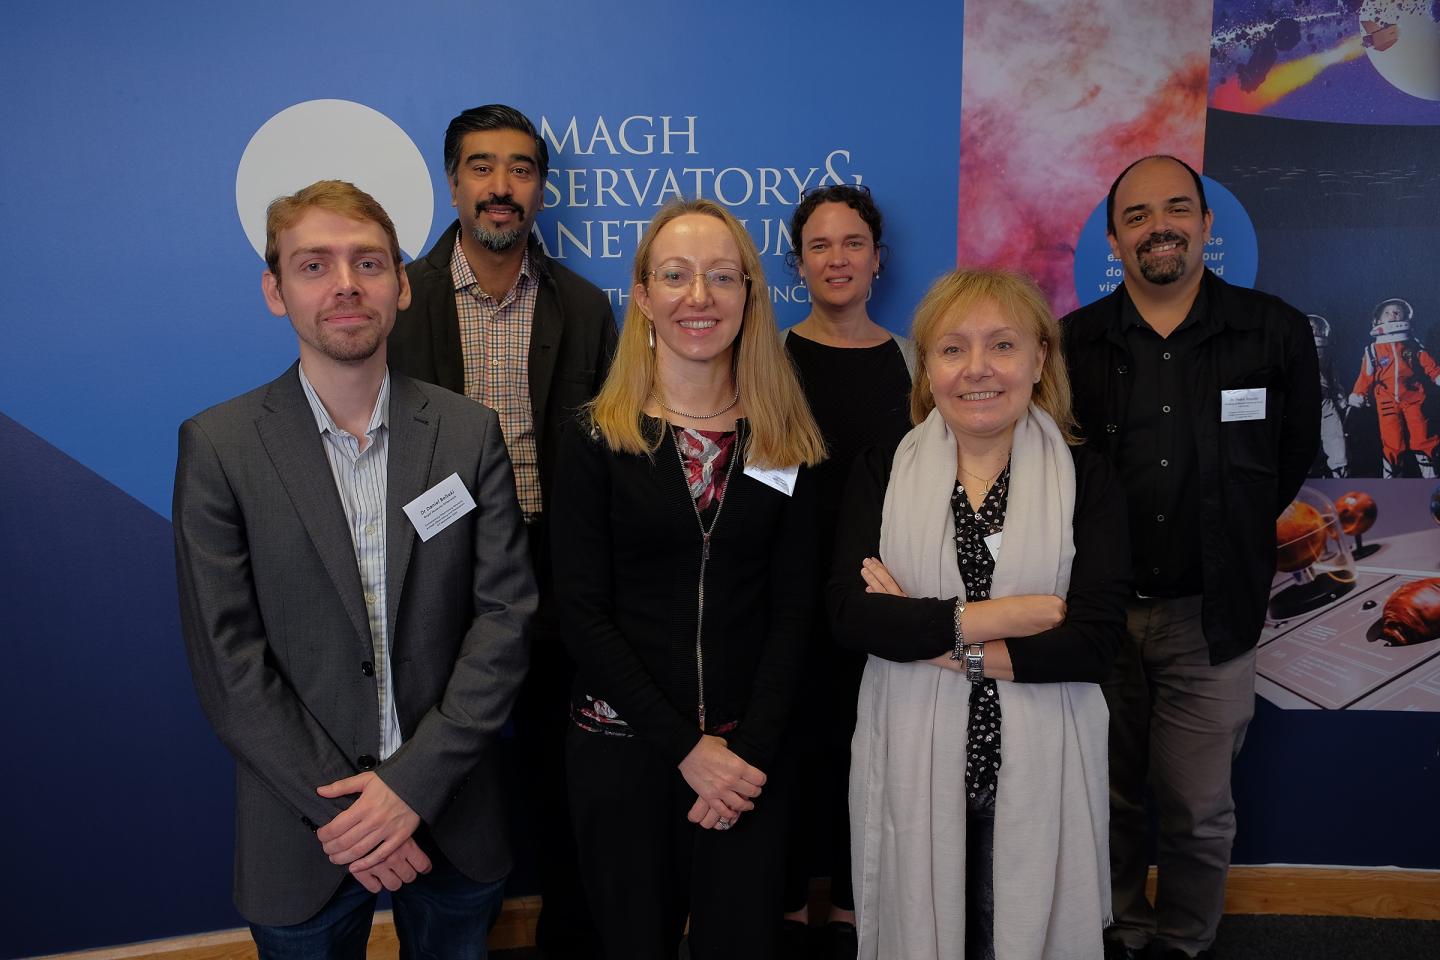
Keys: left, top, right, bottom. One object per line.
{"left": 388, "top": 105, "right": 616, "bottom": 958}
{"left": 1060, "top": 156, "right": 1318, "bottom": 960}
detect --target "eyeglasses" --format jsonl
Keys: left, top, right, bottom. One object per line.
{"left": 647, "top": 266, "right": 750, "bottom": 295}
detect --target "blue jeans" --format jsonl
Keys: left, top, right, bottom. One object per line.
{"left": 250, "top": 848, "right": 506, "bottom": 960}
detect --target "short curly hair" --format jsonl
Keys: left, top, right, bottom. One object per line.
{"left": 784, "top": 183, "right": 885, "bottom": 274}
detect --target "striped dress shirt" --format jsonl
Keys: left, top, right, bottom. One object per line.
{"left": 298, "top": 365, "right": 402, "bottom": 760}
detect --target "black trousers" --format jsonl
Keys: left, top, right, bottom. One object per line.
{"left": 567, "top": 726, "right": 790, "bottom": 960}
{"left": 517, "top": 518, "right": 600, "bottom": 958}
{"left": 781, "top": 638, "right": 864, "bottom": 914}
{"left": 966, "top": 804, "right": 996, "bottom": 960}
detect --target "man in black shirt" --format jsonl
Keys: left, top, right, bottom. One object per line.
{"left": 1061, "top": 156, "right": 1319, "bottom": 960}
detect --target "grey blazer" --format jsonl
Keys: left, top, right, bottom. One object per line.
{"left": 173, "top": 364, "right": 534, "bottom": 925}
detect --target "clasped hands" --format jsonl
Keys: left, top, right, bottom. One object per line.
{"left": 679, "top": 734, "right": 766, "bottom": 832}
{"left": 314, "top": 771, "right": 430, "bottom": 893}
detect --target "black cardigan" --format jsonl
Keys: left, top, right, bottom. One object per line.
{"left": 828, "top": 438, "right": 1130, "bottom": 683}
{"left": 550, "top": 418, "right": 817, "bottom": 769}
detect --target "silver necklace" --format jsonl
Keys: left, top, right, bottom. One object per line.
{"left": 652, "top": 389, "right": 740, "bottom": 420}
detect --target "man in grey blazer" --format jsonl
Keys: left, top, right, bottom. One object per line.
{"left": 174, "top": 180, "right": 534, "bottom": 958}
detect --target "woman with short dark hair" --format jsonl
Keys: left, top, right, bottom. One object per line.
{"left": 778, "top": 184, "right": 915, "bottom": 959}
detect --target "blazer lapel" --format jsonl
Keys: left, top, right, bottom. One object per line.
{"left": 384, "top": 373, "right": 439, "bottom": 643}
{"left": 528, "top": 270, "right": 564, "bottom": 439}
{"left": 428, "top": 228, "right": 467, "bottom": 394}
{"left": 255, "top": 365, "right": 372, "bottom": 645}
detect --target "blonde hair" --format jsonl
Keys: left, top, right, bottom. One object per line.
{"left": 588, "top": 198, "right": 826, "bottom": 468}
{"left": 264, "top": 180, "right": 402, "bottom": 281}
{"left": 909, "top": 268, "right": 1080, "bottom": 444}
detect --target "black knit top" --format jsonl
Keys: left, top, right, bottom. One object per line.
{"left": 550, "top": 417, "right": 818, "bottom": 769}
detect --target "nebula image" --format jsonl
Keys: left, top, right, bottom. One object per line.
{"left": 1210, "top": 0, "right": 1440, "bottom": 123}
{"left": 955, "top": 1, "right": 1211, "bottom": 314}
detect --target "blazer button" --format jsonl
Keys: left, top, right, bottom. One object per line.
{"left": 1106, "top": 424, "right": 1118, "bottom": 433}
{"left": 361, "top": 660, "right": 375, "bottom": 677}
{"left": 358, "top": 754, "right": 377, "bottom": 770}
{"left": 1117, "top": 365, "right": 1129, "bottom": 375}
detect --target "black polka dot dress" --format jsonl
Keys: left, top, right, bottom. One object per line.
{"left": 953, "top": 465, "right": 1008, "bottom": 813}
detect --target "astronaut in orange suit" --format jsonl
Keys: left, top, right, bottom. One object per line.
{"left": 1348, "top": 298, "right": 1440, "bottom": 477}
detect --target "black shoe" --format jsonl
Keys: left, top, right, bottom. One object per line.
{"left": 779, "top": 918, "right": 812, "bottom": 959}
{"left": 822, "top": 920, "right": 858, "bottom": 960}
{"left": 1103, "top": 938, "right": 1147, "bottom": 960}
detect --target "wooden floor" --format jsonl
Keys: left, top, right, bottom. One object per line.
{"left": 33, "top": 868, "right": 1440, "bottom": 959}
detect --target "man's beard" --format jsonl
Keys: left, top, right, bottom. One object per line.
{"left": 471, "top": 199, "right": 527, "bottom": 252}
{"left": 314, "top": 309, "right": 384, "bottom": 363}
{"left": 471, "top": 222, "right": 525, "bottom": 252}
{"left": 1136, "top": 230, "right": 1189, "bottom": 284}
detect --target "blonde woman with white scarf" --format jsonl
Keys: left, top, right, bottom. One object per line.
{"left": 829, "top": 270, "right": 1131, "bottom": 960}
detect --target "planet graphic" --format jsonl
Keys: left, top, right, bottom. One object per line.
{"left": 1276, "top": 501, "right": 1329, "bottom": 573}
{"left": 235, "top": 99, "right": 433, "bottom": 262}
{"left": 1377, "top": 578, "right": 1440, "bottom": 646}
{"left": 1336, "top": 491, "right": 1378, "bottom": 536}
{"left": 1360, "top": 3, "right": 1440, "bottom": 101}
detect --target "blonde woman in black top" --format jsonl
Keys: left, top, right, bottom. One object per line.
{"left": 830, "top": 269, "right": 1129, "bottom": 960}
{"left": 551, "top": 198, "right": 825, "bottom": 960}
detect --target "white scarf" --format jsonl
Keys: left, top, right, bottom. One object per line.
{"left": 851, "top": 405, "right": 1110, "bottom": 960}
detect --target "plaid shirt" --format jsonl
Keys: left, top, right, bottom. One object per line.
{"left": 451, "top": 241, "right": 542, "bottom": 517}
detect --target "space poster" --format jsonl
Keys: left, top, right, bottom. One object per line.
{"left": 960, "top": 0, "right": 1440, "bottom": 710}
{"left": 1202, "top": 1, "right": 1440, "bottom": 711}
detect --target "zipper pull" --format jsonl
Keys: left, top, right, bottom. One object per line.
{"left": 702, "top": 532, "right": 711, "bottom": 561}
{"left": 698, "top": 703, "right": 706, "bottom": 731}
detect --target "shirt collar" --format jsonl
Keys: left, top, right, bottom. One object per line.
{"left": 297, "top": 363, "right": 390, "bottom": 439}
{"left": 1120, "top": 281, "right": 1209, "bottom": 335}
{"left": 450, "top": 238, "right": 533, "bottom": 298}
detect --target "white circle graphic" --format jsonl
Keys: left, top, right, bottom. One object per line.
{"left": 236, "top": 99, "right": 433, "bottom": 262}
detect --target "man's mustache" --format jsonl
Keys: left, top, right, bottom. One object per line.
{"left": 476, "top": 196, "right": 525, "bottom": 218}
{"left": 1137, "top": 231, "right": 1186, "bottom": 255}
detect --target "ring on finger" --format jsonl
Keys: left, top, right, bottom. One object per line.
{"left": 716, "top": 818, "right": 732, "bottom": 831}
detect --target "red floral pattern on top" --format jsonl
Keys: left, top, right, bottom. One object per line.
{"left": 675, "top": 427, "right": 736, "bottom": 511}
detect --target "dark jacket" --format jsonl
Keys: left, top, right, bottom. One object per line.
{"left": 388, "top": 221, "right": 619, "bottom": 513}
{"left": 1061, "top": 270, "right": 1320, "bottom": 664}
{"left": 550, "top": 418, "right": 817, "bottom": 770}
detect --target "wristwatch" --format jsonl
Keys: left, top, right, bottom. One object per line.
{"left": 963, "top": 642, "right": 986, "bottom": 683}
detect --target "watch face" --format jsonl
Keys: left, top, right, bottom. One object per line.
{"left": 965, "top": 645, "right": 985, "bottom": 681}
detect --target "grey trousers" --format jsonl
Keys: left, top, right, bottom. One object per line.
{"left": 1104, "top": 595, "right": 1256, "bottom": 956}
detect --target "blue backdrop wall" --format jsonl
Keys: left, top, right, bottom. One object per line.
{"left": 1, "top": 2, "right": 966, "bottom": 955}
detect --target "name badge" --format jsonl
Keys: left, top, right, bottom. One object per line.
{"left": 402, "top": 472, "right": 477, "bottom": 542}
{"left": 743, "top": 461, "right": 800, "bottom": 497}
{"left": 984, "top": 531, "right": 1003, "bottom": 561}
{"left": 1220, "top": 388, "right": 1266, "bottom": 422}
